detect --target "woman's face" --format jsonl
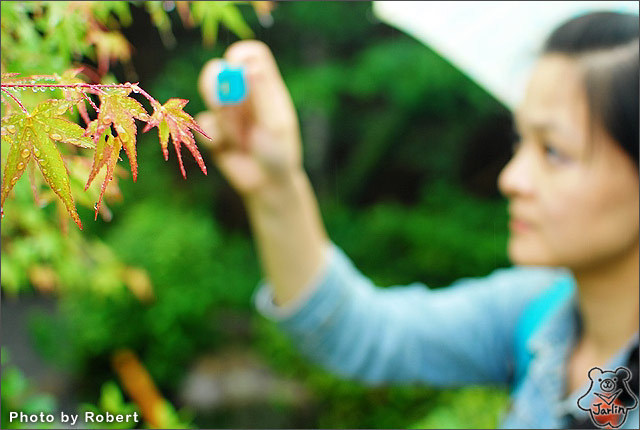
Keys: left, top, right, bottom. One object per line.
{"left": 498, "top": 54, "right": 639, "bottom": 269}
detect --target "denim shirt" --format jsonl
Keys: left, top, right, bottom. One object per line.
{"left": 253, "top": 243, "right": 639, "bottom": 429}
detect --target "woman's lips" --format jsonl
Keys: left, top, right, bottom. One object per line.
{"left": 509, "top": 218, "right": 531, "bottom": 233}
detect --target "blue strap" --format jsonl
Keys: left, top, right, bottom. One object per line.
{"left": 512, "top": 276, "right": 575, "bottom": 394}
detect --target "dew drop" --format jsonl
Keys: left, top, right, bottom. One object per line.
{"left": 10, "top": 177, "right": 18, "bottom": 185}
{"left": 21, "top": 148, "right": 30, "bottom": 158}
{"left": 41, "top": 168, "right": 47, "bottom": 174}
{"left": 51, "top": 133, "right": 62, "bottom": 140}
{"left": 17, "top": 162, "right": 25, "bottom": 170}
{"left": 33, "top": 147, "right": 40, "bottom": 157}
{"left": 38, "top": 158, "right": 46, "bottom": 165}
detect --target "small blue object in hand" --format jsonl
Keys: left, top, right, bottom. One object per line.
{"left": 216, "top": 63, "right": 246, "bottom": 105}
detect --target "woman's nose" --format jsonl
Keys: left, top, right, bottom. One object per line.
{"left": 498, "top": 146, "right": 535, "bottom": 198}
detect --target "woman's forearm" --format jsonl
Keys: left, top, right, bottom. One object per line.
{"left": 244, "top": 170, "right": 329, "bottom": 307}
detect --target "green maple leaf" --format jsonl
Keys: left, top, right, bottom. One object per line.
{"left": 84, "top": 128, "right": 122, "bottom": 220}
{"left": 89, "top": 87, "right": 149, "bottom": 181}
{"left": 142, "top": 99, "right": 209, "bottom": 178}
{"left": 1, "top": 99, "right": 95, "bottom": 229}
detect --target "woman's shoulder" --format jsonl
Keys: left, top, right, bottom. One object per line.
{"left": 447, "top": 264, "right": 573, "bottom": 297}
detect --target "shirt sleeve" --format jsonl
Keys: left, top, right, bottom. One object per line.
{"left": 253, "top": 242, "right": 570, "bottom": 387}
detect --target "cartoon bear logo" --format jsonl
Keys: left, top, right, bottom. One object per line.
{"left": 577, "top": 366, "right": 638, "bottom": 428}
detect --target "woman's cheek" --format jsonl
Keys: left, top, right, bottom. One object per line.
{"left": 538, "top": 181, "right": 590, "bottom": 265}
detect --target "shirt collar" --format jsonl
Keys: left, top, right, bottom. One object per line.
{"left": 527, "top": 283, "right": 640, "bottom": 419}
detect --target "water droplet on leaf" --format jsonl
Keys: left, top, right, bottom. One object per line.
{"left": 17, "top": 162, "right": 24, "bottom": 170}
{"left": 51, "top": 133, "right": 62, "bottom": 140}
{"left": 21, "top": 148, "right": 30, "bottom": 158}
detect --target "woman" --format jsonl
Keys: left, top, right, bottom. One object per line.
{"left": 195, "top": 11, "right": 639, "bottom": 428}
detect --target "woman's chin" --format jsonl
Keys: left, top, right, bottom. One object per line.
{"left": 507, "top": 238, "right": 553, "bottom": 266}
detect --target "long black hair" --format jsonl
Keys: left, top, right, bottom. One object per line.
{"left": 542, "top": 11, "right": 639, "bottom": 164}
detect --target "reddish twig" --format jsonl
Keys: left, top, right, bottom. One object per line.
{"left": 127, "top": 83, "right": 160, "bottom": 107}
{"left": 1, "top": 88, "right": 28, "bottom": 113}
{"left": 81, "top": 91, "right": 100, "bottom": 113}
{"left": 2, "top": 82, "right": 133, "bottom": 90}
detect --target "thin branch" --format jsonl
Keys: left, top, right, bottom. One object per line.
{"left": 1, "top": 82, "right": 131, "bottom": 89}
{"left": 128, "top": 83, "right": 160, "bottom": 108}
{"left": 81, "top": 91, "right": 100, "bottom": 113}
{"left": 1, "top": 88, "right": 28, "bottom": 114}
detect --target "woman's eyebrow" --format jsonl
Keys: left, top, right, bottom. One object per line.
{"left": 513, "top": 114, "right": 567, "bottom": 136}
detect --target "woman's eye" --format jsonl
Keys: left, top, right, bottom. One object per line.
{"left": 510, "top": 131, "right": 522, "bottom": 154}
{"left": 543, "top": 143, "right": 569, "bottom": 164}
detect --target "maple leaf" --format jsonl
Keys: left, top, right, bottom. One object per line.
{"left": 142, "top": 99, "right": 210, "bottom": 179}
{"left": 1, "top": 99, "right": 95, "bottom": 229}
{"left": 83, "top": 124, "right": 124, "bottom": 220}
{"left": 88, "top": 87, "right": 149, "bottom": 182}
{"left": 87, "top": 29, "right": 132, "bottom": 76}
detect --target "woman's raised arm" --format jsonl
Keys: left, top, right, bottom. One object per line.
{"left": 196, "top": 40, "right": 329, "bottom": 307}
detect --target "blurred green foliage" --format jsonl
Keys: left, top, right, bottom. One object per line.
{"left": 1, "top": 350, "right": 58, "bottom": 429}
{"left": 78, "top": 382, "right": 140, "bottom": 430}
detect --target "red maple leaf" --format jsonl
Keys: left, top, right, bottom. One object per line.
{"left": 142, "top": 99, "right": 210, "bottom": 178}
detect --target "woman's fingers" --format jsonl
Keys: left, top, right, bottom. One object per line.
{"left": 198, "top": 41, "right": 296, "bottom": 131}
{"left": 198, "top": 59, "right": 226, "bottom": 112}
{"left": 223, "top": 41, "right": 294, "bottom": 129}
{"left": 194, "top": 111, "right": 224, "bottom": 153}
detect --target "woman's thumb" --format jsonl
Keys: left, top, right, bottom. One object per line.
{"left": 194, "top": 111, "right": 224, "bottom": 153}
{"left": 223, "top": 40, "right": 297, "bottom": 131}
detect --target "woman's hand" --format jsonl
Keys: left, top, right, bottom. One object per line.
{"left": 196, "top": 40, "right": 303, "bottom": 198}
